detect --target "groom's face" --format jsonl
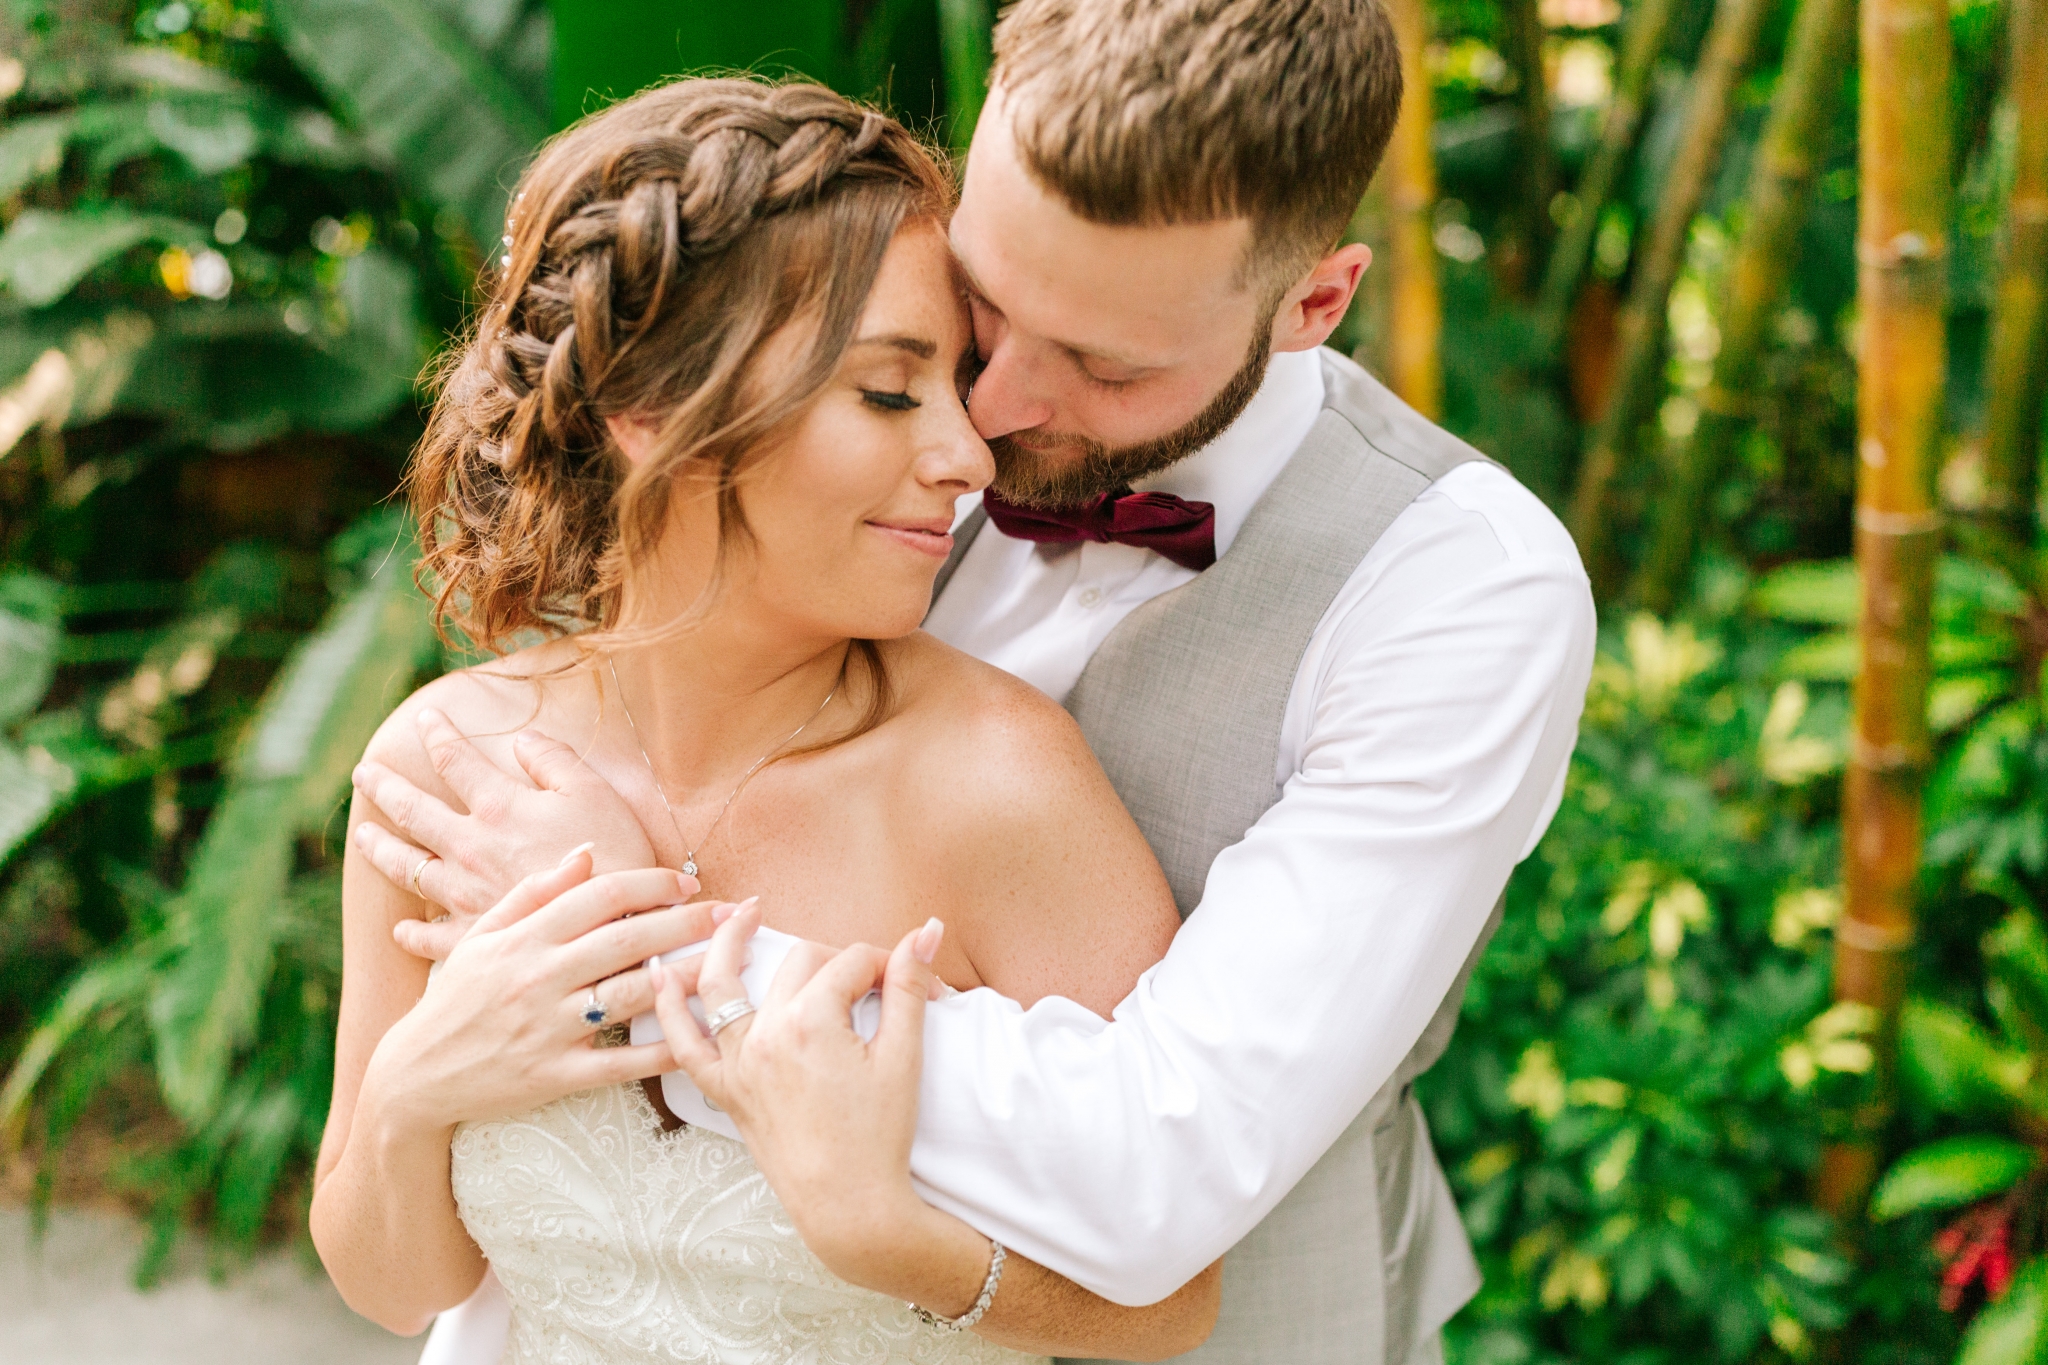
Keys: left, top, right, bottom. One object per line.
{"left": 952, "top": 90, "right": 1279, "bottom": 508}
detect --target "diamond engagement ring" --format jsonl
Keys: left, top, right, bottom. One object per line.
{"left": 704, "top": 998, "right": 755, "bottom": 1038}
{"left": 582, "top": 988, "right": 609, "bottom": 1029}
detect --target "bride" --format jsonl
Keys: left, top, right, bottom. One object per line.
{"left": 309, "top": 78, "right": 1219, "bottom": 1363}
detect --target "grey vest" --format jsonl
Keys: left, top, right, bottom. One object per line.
{"left": 933, "top": 350, "right": 1503, "bottom": 1365}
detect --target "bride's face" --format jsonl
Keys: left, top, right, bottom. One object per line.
{"left": 725, "top": 222, "right": 990, "bottom": 642}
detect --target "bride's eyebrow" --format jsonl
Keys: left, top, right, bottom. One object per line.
{"left": 849, "top": 334, "right": 937, "bottom": 359}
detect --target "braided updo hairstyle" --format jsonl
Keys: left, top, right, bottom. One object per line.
{"left": 409, "top": 78, "right": 954, "bottom": 662}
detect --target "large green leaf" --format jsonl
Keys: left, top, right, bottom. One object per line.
{"left": 0, "top": 207, "right": 203, "bottom": 308}
{"left": 0, "top": 942, "right": 166, "bottom": 1147}
{"left": 1901, "top": 997, "right": 2034, "bottom": 1117}
{"left": 0, "top": 572, "right": 62, "bottom": 725}
{"left": 0, "top": 113, "right": 75, "bottom": 200}
{"left": 1988, "top": 911, "right": 2048, "bottom": 1054}
{"left": 148, "top": 520, "right": 440, "bottom": 1123}
{"left": 935, "top": 0, "right": 994, "bottom": 153}
{"left": 270, "top": 0, "right": 549, "bottom": 249}
{"left": 1870, "top": 1136, "right": 2037, "bottom": 1220}
{"left": 1751, "top": 559, "right": 1858, "bottom": 626}
{"left": 1960, "top": 1257, "right": 2048, "bottom": 1365}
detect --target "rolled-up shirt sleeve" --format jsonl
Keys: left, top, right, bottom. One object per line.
{"left": 906, "top": 470, "right": 1597, "bottom": 1305}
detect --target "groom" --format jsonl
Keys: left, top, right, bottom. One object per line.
{"left": 354, "top": 0, "right": 1594, "bottom": 1359}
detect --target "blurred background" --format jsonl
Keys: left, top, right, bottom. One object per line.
{"left": 0, "top": 1, "right": 2043, "bottom": 1363}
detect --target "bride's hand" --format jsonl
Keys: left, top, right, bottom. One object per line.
{"left": 650, "top": 903, "right": 959, "bottom": 1293}
{"left": 362, "top": 854, "right": 725, "bottom": 1131}
{"left": 351, "top": 708, "right": 668, "bottom": 952}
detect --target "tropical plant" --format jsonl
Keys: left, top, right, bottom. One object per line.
{"left": 1869, "top": 907, "right": 2048, "bottom": 1361}
{"left": 1427, "top": 597, "right": 1877, "bottom": 1365}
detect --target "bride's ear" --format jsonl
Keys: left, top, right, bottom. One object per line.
{"left": 604, "top": 414, "right": 661, "bottom": 467}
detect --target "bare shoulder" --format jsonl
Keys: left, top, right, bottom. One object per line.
{"left": 879, "top": 632, "right": 1102, "bottom": 804}
{"left": 873, "top": 634, "right": 1177, "bottom": 1013}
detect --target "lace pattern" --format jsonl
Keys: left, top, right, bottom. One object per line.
{"left": 451, "top": 1081, "right": 1046, "bottom": 1365}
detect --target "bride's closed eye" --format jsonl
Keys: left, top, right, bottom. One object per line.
{"left": 860, "top": 389, "right": 921, "bottom": 412}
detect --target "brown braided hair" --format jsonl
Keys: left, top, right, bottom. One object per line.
{"left": 408, "top": 77, "right": 954, "bottom": 685}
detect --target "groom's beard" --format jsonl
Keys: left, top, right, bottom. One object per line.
{"left": 987, "top": 329, "right": 1273, "bottom": 512}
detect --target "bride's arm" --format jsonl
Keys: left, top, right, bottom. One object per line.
{"left": 312, "top": 694, "right": 705, "bottom": 1334}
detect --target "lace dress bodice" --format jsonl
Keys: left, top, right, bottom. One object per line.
{"left": 450, "top": 1080, "right": 1046, "bottom": 1365}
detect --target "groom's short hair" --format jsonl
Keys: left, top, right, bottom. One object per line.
{"left": 990, "top": 0, "right": 1403, "bottom": 298}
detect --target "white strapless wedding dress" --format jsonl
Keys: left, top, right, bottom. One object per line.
{"left": 449, "top": 1078, "right": 1047, "bottom": 1365}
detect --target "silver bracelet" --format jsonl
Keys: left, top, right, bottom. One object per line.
{"left": 911, "top": 1239, "right": 1005, "bottom": 1333}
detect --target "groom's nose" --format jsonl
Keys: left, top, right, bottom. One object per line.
{"left": 966, "top": 335, "right": 1057, "bottom": 441}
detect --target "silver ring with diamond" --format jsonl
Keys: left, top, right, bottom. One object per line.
{"left": 581, "top": 988, "right": 610, "bottom": 1030}
{"left": 704, "top": 998, "right": 755, "bottom": 1039}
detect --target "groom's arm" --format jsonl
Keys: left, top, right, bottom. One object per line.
{"left": 889, "top": 488, "right": 1596, "bottom": 1303}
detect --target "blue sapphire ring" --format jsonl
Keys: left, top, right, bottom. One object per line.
{"left": 581, "top": 988, "right": 610, "bottom": 1030}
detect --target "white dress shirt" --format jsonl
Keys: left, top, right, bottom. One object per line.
{"left": 908, "top": 347, "right": 1598, "bottom": 1305}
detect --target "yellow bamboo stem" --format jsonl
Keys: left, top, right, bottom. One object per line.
{"left": 1819, "top": 0, "right": 1951, "bottom": 1221}
{"left": 1976, "top": 0, "right": 2048, "bottom": 592}
{"left": 1383, "top": 0, "right": 1443, "bottom": 419}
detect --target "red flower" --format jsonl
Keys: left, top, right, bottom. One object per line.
{"left": 1937, "top": 1207, "right": 2015, "bottom": 1311}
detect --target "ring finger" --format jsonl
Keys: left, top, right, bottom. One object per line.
{"left": 572, "top": 965, "right": 661, "bottom": 1036}
{"left": 695, "top": 901, "right": 762, "bottom": 1053}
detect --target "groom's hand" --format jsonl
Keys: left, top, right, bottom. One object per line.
{"left": 352, "top": 707, "right": 668, "bottom": 960}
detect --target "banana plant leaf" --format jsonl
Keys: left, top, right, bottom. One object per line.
{"left": 147, "top": 514, "right": 440, "bottom": 1123}
{"left": 271, "top": 0, "right": 551, "bottom": 249}
{"left": 0, "top": 206, "right": 206, "bottom": 308}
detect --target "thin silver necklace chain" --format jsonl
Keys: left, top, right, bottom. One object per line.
{"left": 607, "top": 653, "right": 838, "bottom": 880}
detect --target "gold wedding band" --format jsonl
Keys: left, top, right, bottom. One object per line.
{"left": 408, "top": 855, "right": 434, "bottom": 898}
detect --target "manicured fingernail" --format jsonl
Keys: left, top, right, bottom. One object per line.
{"left": 711, "top": 902, "right": 738, "bottom": 926}
{"left": 351, "top": 764, "right": 366, "bottom": 786}
{"left": 737, "top": 896, "right": 760, "bottom": 916}
{"left": 415, "top": 707, "right": 442, "bottom": 727}
{"left": 351, "top": 824, "right": 371, "bottom": 850}
{"left": 556, "top": 840, "right": 595, "bottom": 868}
{"left": 647, "top": 955, "right": 665, "bottom": 986}
{"left": 676, "top": 870, "right": 699, "bottom": 895}
{"left": 913, "top": 917, "right": 943, "bottom": 965}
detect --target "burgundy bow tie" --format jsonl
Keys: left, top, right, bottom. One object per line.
{"left": 981, "top": 487, "right": 1218, "bottom": 572}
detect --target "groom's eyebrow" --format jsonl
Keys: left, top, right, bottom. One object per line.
{"left": 851, "top": 334, "right": 938, "bottom": 359}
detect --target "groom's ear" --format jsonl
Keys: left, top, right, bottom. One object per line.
{"left": 604, "top": 414, "right": 662, "bottom": 466}
{"left": 1269, "top": 242, "right": 1372, "bottom": 355}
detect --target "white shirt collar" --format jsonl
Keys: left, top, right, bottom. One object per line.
{"left": 1129, "top": 347, "right": 1326, "bottom": 558}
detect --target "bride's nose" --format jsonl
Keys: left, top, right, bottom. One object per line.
{"left": 917, "top": 406, "right": 995, "bottom": 494}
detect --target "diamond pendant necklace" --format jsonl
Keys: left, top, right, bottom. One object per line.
{"left": 608, "top": 654, "right": 838, "bottom": 879}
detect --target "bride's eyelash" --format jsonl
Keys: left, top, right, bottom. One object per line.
{"left": 860, "top": 389, "right": 920, "bottom": 412}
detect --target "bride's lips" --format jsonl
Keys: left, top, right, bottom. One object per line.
{"left": 866, "top": 517, "right": 954, "bottom": 558}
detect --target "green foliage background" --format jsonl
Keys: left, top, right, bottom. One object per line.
{"left": 0, "top": 3, "right": 2042, "bottom": 1365}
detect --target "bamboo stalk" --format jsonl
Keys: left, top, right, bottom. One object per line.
{"left": 937, "top": 0, "right": 995, "bottom": 156}
{"left": 1565, "top": 0, "right": 1775, "bottom": 592}
{"left": 1975, "top": 0, "right": 2048, "bottom": 591}
{"left": 1817, "top": 0, "right": 1951, "bottom": 1221}
{"left": 1502, "top": 0, "right": 1559, "bottom": 279}
{"left": 1383, "top": 0, "right": 1443, "bottom": 418}
{"left": 1631, "top": 0, "right": 1858, "bottom": 611}
{"left": 1534, "top": 0, "right": 1686, "bottom": 351}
